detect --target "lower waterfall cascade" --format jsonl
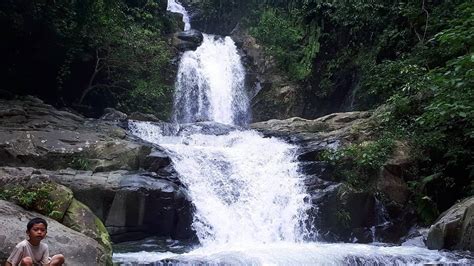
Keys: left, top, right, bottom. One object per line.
{"left": 113, "top": 121, "right": 473, "bottom": 265}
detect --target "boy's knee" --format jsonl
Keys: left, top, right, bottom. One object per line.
{"left": 20, "top": 256, "right": 33, "bottom": 266}
{"left": 51, "top": 254, "right": 65, "bottom": 265}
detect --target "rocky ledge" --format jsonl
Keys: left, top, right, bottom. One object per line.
{"left": 252, "top": 111, "right": 473, "bottom": 251}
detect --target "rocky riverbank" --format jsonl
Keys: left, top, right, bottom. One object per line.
{"left": 251, "top": 111, "right": 474, "bottom": 250}
{"left": 1, "top": 97, "right": 471, "bottom": 266}
{"left": 0, "top": 97, "right": 194, "bottom": 265}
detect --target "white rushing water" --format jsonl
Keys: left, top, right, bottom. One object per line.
{"left": 173, "top": 34, "right": 249, "bottom": 126}
{"left": 129, "top": 122, "right": 310, "bottom": 246}
{"left": 167, "top": 0, "right": 191, "bottom": 31}
{"left": 122, "top": 121, "right": 473, "bottom": 265}
{"left": 114, "top": 242, "right": 471, "bottom": 265}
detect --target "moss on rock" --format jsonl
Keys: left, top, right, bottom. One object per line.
{"left": 63, "top": 199, "right": 113, "bottom": 262}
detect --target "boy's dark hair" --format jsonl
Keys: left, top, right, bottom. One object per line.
{"left": 27, "top": 217, "right": 48, "bottom": 231}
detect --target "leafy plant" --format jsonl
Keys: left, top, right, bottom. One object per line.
{"left": 70, "top": 157, "right": 91, "bottom": 171}
{"left": 321, "top": 137, "right": 395, "bottom": 189}
{"left": 250, "top": 7, "right": 320, "bottom": 80}
{"left": 0, "top": 184, "right": 59, "bottom": 219}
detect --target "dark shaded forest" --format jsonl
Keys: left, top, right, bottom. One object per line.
{"left": 1, "top": 0, "right": 177, "bottom": 118}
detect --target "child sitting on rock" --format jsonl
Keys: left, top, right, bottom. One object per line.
{"left": 6, "top": 217, "right": 65, "bottom": 266}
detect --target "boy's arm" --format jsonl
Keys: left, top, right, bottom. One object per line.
{"left": 5, "top": 262, "right": 13, "bottom": 266}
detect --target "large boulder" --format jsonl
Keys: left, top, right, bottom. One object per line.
{"left": 0, "top": 200, "right": 111, "bottom": 265}
{"left": 104, "top": 174, "right": 194, "bottom": 242}
{"left": 48, "top": 169, "right": 194, "bottom": 243}
{"left": 173, "top": 30, "right": 204, "bottom": 51}
{"left": 63, "top": 199, "right": 113, "bottom": 255}
{"left": 377, "top": 141, "right": 411, "bottom": 205}
{"left": 426, "top": 196, "right": 474, "bottom": 251}
{"left": 310, "top": 184, "right": 377, "bottom": 242}
{"left": 0, "top": 97, "right": 153, "bottom": 172}
{"left": 176, "top": 29, "right": 204, "bottom": 43}
{"left": 0, "top": 170, "right": 74, "bottom": 221}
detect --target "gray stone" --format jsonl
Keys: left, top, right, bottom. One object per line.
{"left": 0, "top": 98, "right": 153, "bottom": 172}
{"left": 129, "top": 112, "right": 161, "bottom": 122}
{"left": 100, "top": 108, "right": 127, "bottom": 121}
{"left": 173, "top": 30, "right": 204, "bottom": 51}
{"left": 427, "top": 196, "right": 474, "bottom": 251}
{"left": 176, "top": 29, "right": 204, "bottom": 43}
{"left": 105, "top": 174, "right": 194, "bottom": 242}
{"left": 63, "top": 199, "right": 113, "bottom": 255}
{"left": 49, "top": 169, "right": 195, "bottom": 242}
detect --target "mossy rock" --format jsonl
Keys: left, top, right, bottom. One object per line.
{"left": 0, "top": 179, "right": 73, "bottom": 221}
{"left": 35, "top": 183, "right": 74, "bottom": 221}
{"left": 63, "top": 199, "right": 113, "bottom": 260}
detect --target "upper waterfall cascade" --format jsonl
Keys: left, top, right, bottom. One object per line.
{"left": 173, "top": 34, "right": 249, "bottom": 126}
{"left": 167, "top": 0, "right": 191, "bottom": 31}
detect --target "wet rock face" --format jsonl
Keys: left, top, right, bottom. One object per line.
{"left": 252, "top": 111, "right": 415, "bottom": 244}
{"left": 0, "top": 200, "right": 110, "bottom": 266}
{"left": 173, "top": 30, "right": 204, "bottom": 51}
{"left": 230, "top": 28, "right": 305, "bottom": 122}
{"left": 105, "top": 174, "right": 195, "bottom": 242}
{"left": 427, "top": 196, "right": 474, "bottom": 251}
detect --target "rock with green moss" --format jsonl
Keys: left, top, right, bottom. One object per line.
{"left": 0, "top": 173, "right": 73, "bottom": 221}
{"left": 62, "top": 199, "right": 113, "bottom": 258}
{"left": 34, "top": 183, "right": 74, "bottom": 221}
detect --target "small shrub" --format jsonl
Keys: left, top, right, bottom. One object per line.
{"left": 69, "top": 157, "right": 91, "bottom": 170}
{"left": 321, "top": 137, "right": 395, "bottom": 190}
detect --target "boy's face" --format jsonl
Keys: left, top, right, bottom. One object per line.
{"left": 27, "top": 223, "right": 47, "bottom": 241}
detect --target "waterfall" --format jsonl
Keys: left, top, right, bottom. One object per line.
{"left": 167, "top": 0, "right": 191, "bottom": 31}
{"left": 113, "top": 1, "right": 473, "bottom": 264}
{"left": 173, "top": 35, "right": 249, "bottom": 126}
{"left": 129, "top": 121, "right": 310, "bottom": 246}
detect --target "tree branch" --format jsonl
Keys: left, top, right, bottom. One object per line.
{"left": 79, "top": 49, "right": 103, "bottom": 104}
{"left": 421, "top": 0, "right": 430, "bottom": 43}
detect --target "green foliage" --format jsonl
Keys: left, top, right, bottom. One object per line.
{"left": 335, "top": 209, "right": 351, "bottom": 229}
{"left": 375, "top": 2, "right": 474, "bottom": 220}
{"left": 1, "top": 0, "right": 175, "bottom": 118}
{"left": 250, "top": 8, "right": 320, "bottom": 80}
{"left": 0, "top": 184, "right": 59, "bottom": 219}
{"left": 321, "top": 137, "right": 395, "bottom": 189}
{"left": 70, "top": 157, "right": 91, "bottom": 171}
{"left": 407, "top": 174, "right": 443, "bottom": 225}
